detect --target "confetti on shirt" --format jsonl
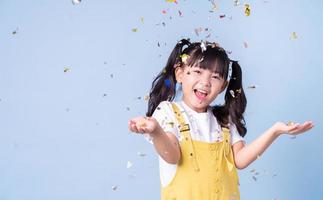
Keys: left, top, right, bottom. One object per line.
{"left": 72, "top": 0, "right": 81, "bottom": 5}
{"left": 244, "top": 4, "right": 251, "bottom": 16}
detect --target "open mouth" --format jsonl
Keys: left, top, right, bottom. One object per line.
{"left": 194, "top": 89, "right": 208, "bottom": 101}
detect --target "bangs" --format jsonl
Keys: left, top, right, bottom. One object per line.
{"left": 185, "top": 46, "right": 229, "bottom": 79}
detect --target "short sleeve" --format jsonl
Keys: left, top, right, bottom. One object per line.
{"left": 229, "top": 123, "right": 245, "bottom": 145}
{"left": 143, "top": 101, "right": 180, "bottom": 144}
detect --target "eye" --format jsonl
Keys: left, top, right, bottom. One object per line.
{"left": 212, "top": 75, "right": 220, "bottom": 79}
{"left": 193, "top": 70, "right": 201, "bottom": 74}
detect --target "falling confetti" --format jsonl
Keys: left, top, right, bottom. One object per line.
{"left": 229, "top": 90, "right": 235, "bottom": 98}
{"left": 126, "top": 107, "right": 130, "bottom": 111}
{"left": 72, "top": 0, "right": 81, "bottom": 5}
{"left": 178, "top": 10, "right": 183, "bottom": 17}
{"left": 291, "top": 32, "right": 298, "bottom": 40}
{"left": 180, "top": 54, "right": 189, "bottom": 63}
{"left": 244, "top": 4, "right": 251, "bottom": 16}
{"left": 164, "top": 79, "right": 171, "bottom": 88}
{"left": 200, "top": 41, "right": 207, "bottom": 52}
{"left": 287, "top": 121, "right": 295, "bottom": 126}
{"left": 250, "top": 169, "right": 256, "bottom": 173}
{"left": 234, "top": 0, "right": 240, "bottom": 6}
{"left": 247, "top": 85, "right": 258, "bottom": 89}
{"left": 243, "top": 41, "right": 248, "bottom": 48}
{"left": 137, "top": 152, "right": 147, "bottom": 157}
{"left": 131, "top": 28, "right": 138, "bottom": 32}
{"left": 110, "top": 74, "right": 113, "bottom": 78}
{"left": 166, "top": 0, "right": 177, "bottom": 3}
{"left": 12, "top": 27, "right": 18, "bottom": 35}
{"left": 144, "top": 95, "right": 150, "bottom": 101}
{"left": 140, "top": 17, "right": 144, "bottom": 23}
{"left": 194, "top": 27, "right": 204, "bottom": 37}
{"left": 252, "top": 176, "right": 257, "bottom": 181}
{"left": 112, "top": 185, "right": 118, "bottom": 191}
{"left": 127, "top": 161, "right": 133, "bottom": 169}
{"left": 64, "top": 67, "right": 70, "bottom": 73}
{"left": 162, "top": 10, "right": 167, "bottom": 14}
{"left": 219, "top": 14, "right": 226, "bottom": 19}
{"left": 102, "top": 93, "right": 107, "bottom": 97}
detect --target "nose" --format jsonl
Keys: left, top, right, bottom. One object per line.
{"left": 199, "top": 74, "right": 211, "bottom": 87}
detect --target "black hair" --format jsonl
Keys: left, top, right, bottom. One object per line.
{"left": 146, "top": 39, "right": 247, "bottom": 137}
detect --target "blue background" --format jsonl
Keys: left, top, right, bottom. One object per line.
{"left": 0, "top": 0, "right": 322, "bottom": 199}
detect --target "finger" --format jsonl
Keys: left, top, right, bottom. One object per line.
{"left": 131, "top": 123, "right": 140, "bottom": 133}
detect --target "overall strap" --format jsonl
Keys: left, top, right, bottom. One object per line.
{"left": 171, "top": 103, "right": 200, "bottom": 172}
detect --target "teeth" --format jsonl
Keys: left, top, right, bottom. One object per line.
{"left": 196, "top": 89, "right": 207, "bottom": 94}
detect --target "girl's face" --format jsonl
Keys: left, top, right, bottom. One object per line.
{"left": 176, "top": 66, "right": 227, "bottom": 113}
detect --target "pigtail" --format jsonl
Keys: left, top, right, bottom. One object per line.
{"left": 213, "top": 61, "right": 247, "bottom": 137}
{"left": 146, "top": 39, "right": 191, "bottom": 117}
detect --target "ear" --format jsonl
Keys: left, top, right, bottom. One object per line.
{"left": 175, "top": 67, "right": 184, "bottom": 83}
{"left": 220, "top": 80, "right": 228, "bottom": 93}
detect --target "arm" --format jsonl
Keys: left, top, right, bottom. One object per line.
{"left": 232, "top": 121, "right": 314, "bottom": 169}
{"left": 129, "top": 117, "right": 181, "bottom": 164}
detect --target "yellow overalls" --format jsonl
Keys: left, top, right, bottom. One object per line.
{"left": 161, "top": 103, "right": 240, "bottom": 200}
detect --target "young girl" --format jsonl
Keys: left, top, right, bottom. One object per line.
{"left": 128, "top": 39, "right": 314, "bottom": 200}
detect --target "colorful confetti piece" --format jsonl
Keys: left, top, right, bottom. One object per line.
{"left": 164, "top": 79, "right": 171, "bottom": 88}
{"left": 64, "top": 67, "right": 70, "bottom": 73}
{"left": 291, "top": 32, "right": 298, "bottom": 40}
{"left": 131, "top": 28, "right": 138, "bottom": 32}
{"left": 127, "top": 161, "right": 133, "bottom": 169}
{"left": 112, "top": 185, "right": 118, "bottom": 191}
{"left": 180, "top": 54, "right": 189, "bottom": 63}
{"left": 244, "top": 4, "right": 251, "bottom": 16}
{"left": 72, "top": 0, "right": 81, "bottom": 5}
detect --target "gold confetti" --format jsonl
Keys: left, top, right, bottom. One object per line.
{"left": 131, "top": 28, "right": 138, "bottom": 32}
{"left": 140, "top": 17, "right": 144, "bottom": 23}
{"left": 166, "top": 0, "right": 177, "bottom": 2}
{"left": 244, "top": 4, "right": 251, "bottom": 16}
{"left": 144, "top": 95, "right": 150, "bottom": 101}
{"left": 162, "top": 68, "right": 167, "bottom": 73}
{"left": 137, "top": 118, "right": 147, "bottom": 127}
{"left": 64, "top": 67, "right": 70, "bottom": 73}
{"left": 236, "top": 88, "right": 242, "bottom": 94}
{"left": 166, "top": 122, "right": 175, "bottom": 127}
{"left": 291, "top": 32, "right": 298, "bottom": 39}
{"left": 180, "top": 54, "right": 189, "bottom": 63}
{"left": 287, "top": 121, "right": 295, "bottom": 126}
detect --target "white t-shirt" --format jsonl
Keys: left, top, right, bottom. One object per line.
{"left": 144, "top": 101, "right": 245, "bottom": 188}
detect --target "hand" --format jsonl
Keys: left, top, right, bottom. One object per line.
{"left": 128, "top": 116, "right": 159, "bottom": 135}
{"left": 273, "top": 121, "right": 314, "bottom": 136}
